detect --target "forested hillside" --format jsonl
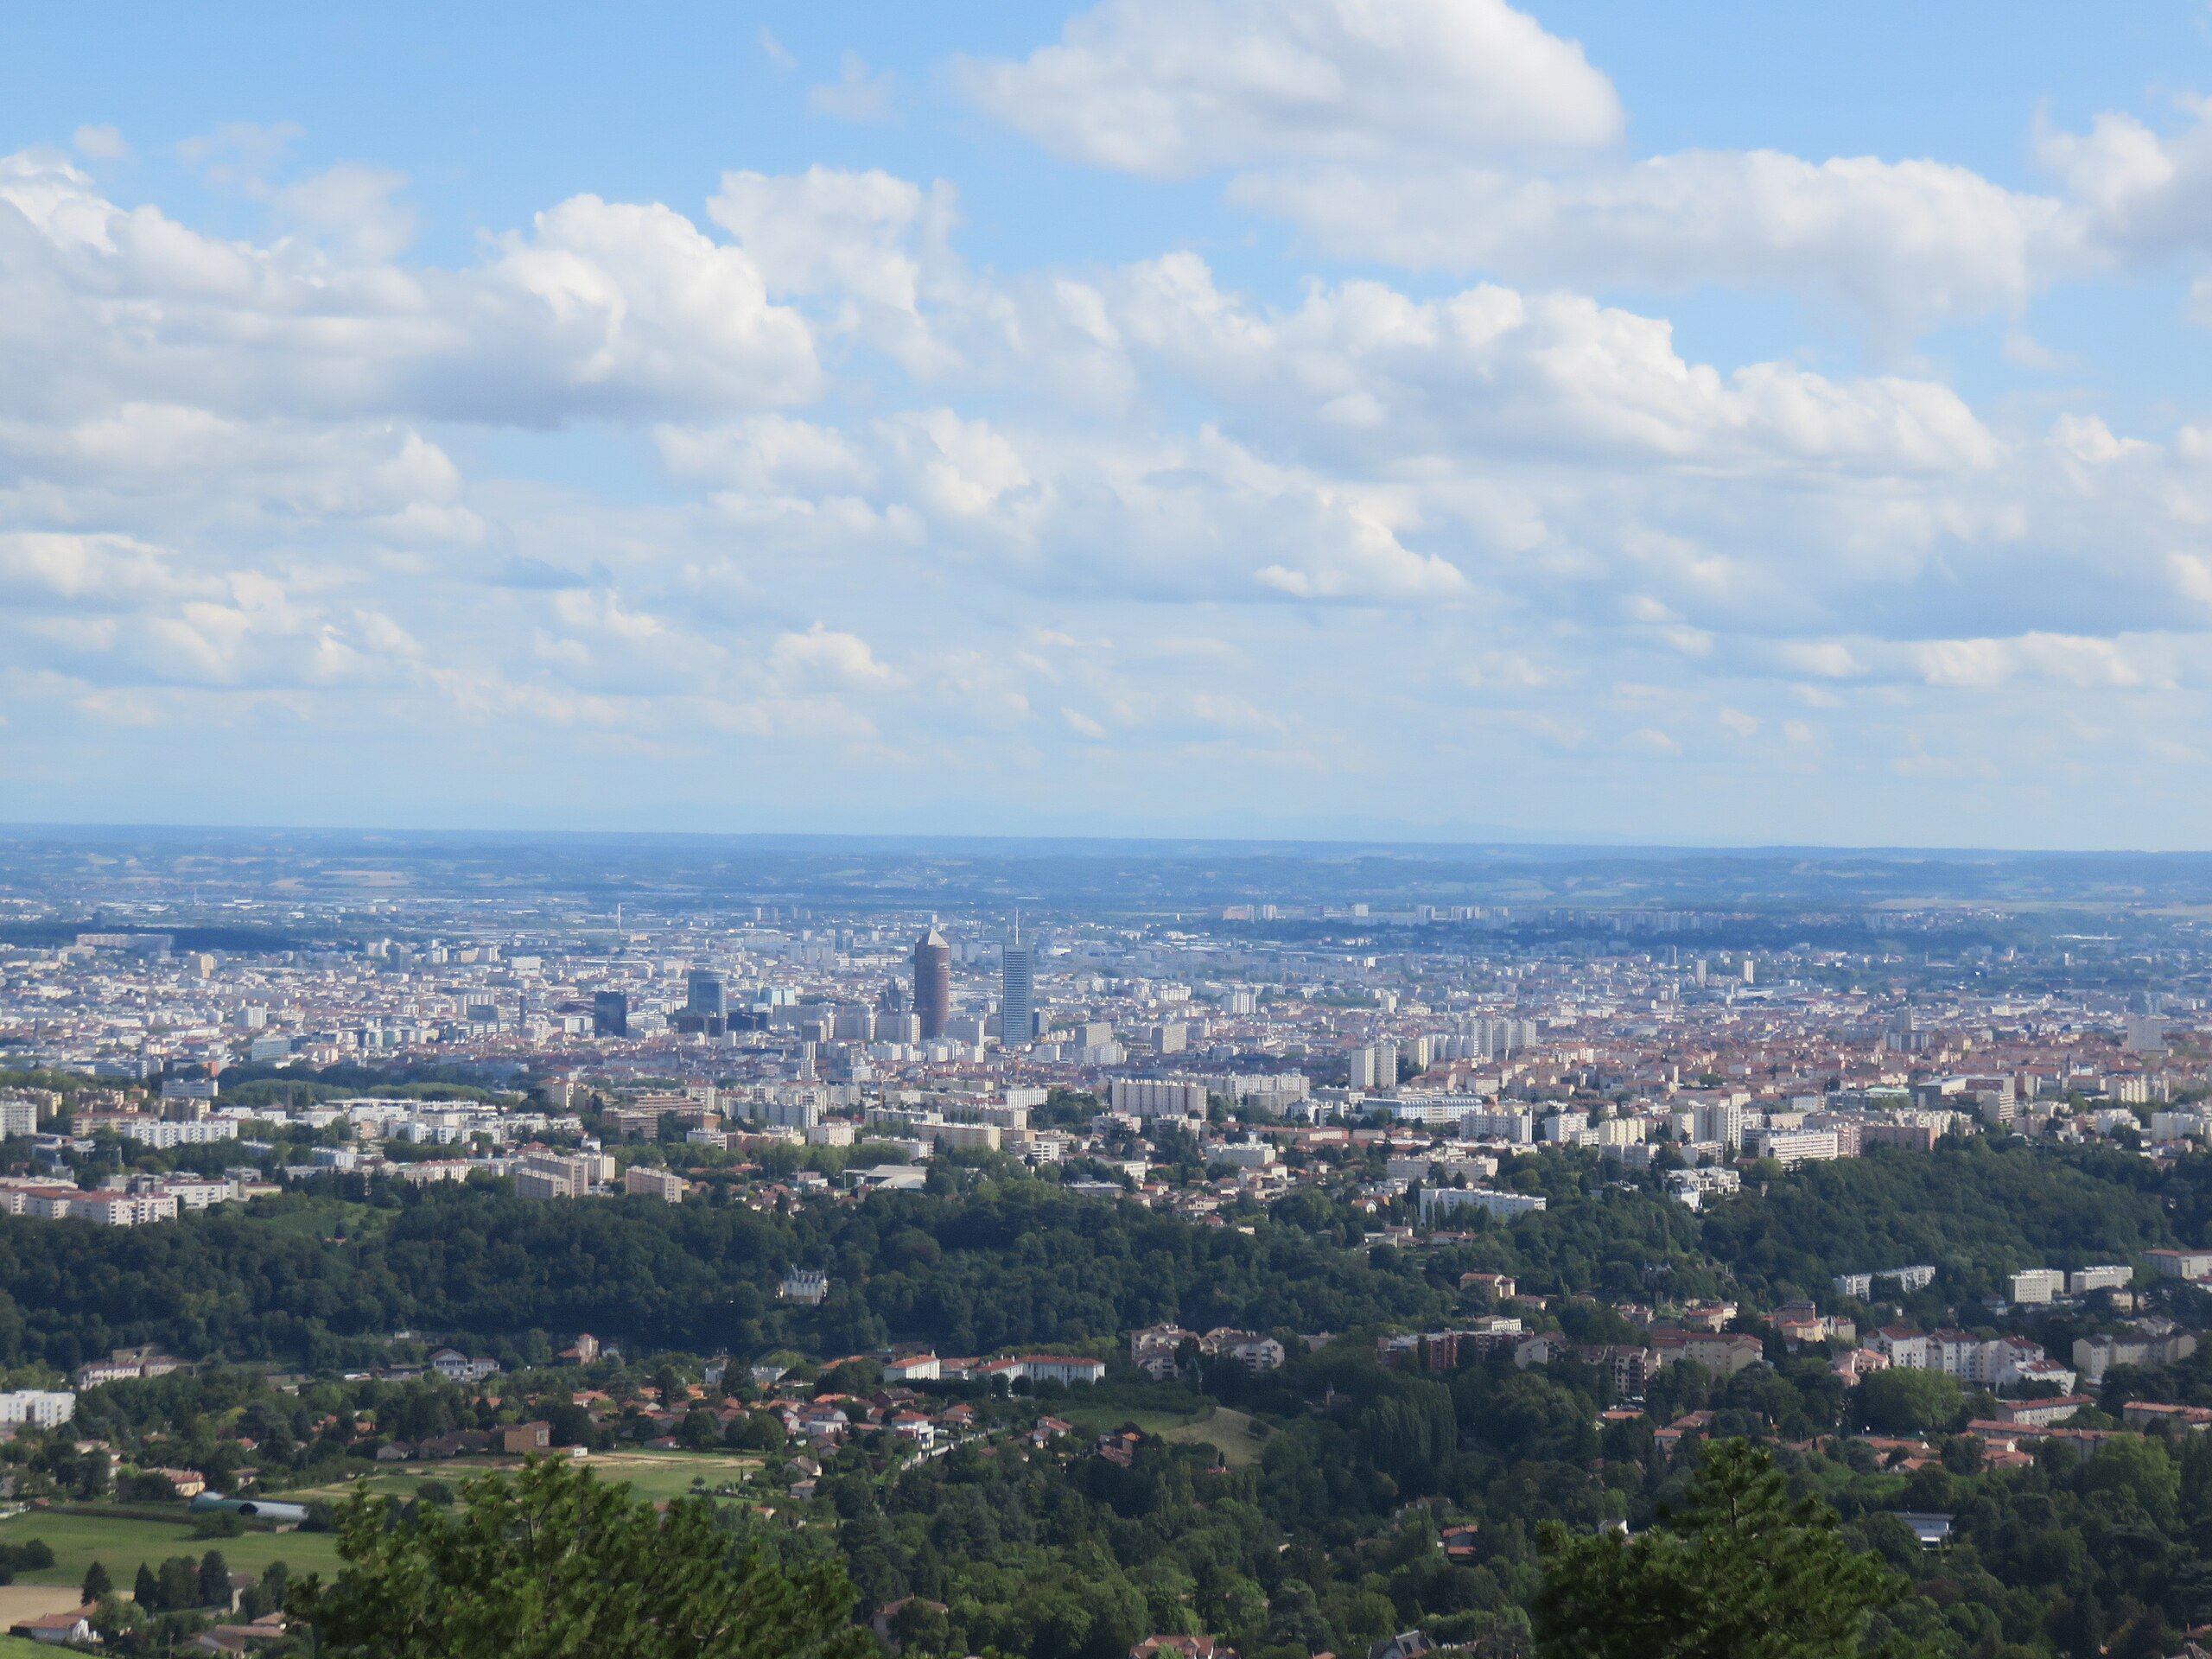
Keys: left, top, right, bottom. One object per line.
{"left": 7, "top": 1141, "right": 2212, "bottom": 1657}
{"left": 0, "top": 1141, "right": 2203, "bottom": 1372}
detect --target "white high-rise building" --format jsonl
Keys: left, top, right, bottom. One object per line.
{"left": 1346, "top": 1046, "right": 1378, "bottom": 1090}
{"left": 1001, "top": 918, "right": 1034, "bottom": 1046}
{"left": 1691, "top": 1102, "right": 1744, "bottom": 1149}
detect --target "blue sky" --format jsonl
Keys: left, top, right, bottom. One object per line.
{"left": 5, "top": 2, "right": 2212, "bottom": 845}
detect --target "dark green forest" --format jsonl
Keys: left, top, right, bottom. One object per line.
{"left": 0, "top": 1140, "right": 2203, "bottom": 1372}
{"left": 10, "top": 1139, "right": 2212, "bottom": 1659}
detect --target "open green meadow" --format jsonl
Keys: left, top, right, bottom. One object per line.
{"left": 0, "top": 1451, "right": 764, "bottom": 1599}
{"left": 1052, "top": 1400, "right": 1268, "bottom": 1468}
{"left": 0, "top": 1507, "right": 342, "bottom": 1586}
{"left": 284, "top": 1448, "right": 763, "bottom": 1508}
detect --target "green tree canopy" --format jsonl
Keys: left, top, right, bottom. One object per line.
{"left": 288, "top": 1457, "right": 871, "bottom": 1659}
{"left": 1856, "top": 1368, "right": 1965, "bottom": 1436}
{"left": 1534, "top": 1439, "right": 1897, "bottom": 1659}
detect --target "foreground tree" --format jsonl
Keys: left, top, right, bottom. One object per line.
{"left": 288, "top": 1456, "right": 870, "bottom": 1659}
{"left": 1534, "top": 1440, "right": 1897, "bottom": 1659}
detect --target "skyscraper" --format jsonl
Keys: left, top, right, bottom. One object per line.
{"left": 592, "top": 991, "right": 628, "bottom": 1038}
{"left": 912, "top": 926, "right": 951, "bottom": 1039}
{"left": 673, "top": 969, "right": 728, "bottom": 1036}
{"left": 685, "top": 969, "right": 727, "bottom": 1020}
{"left": 999, "top": 918, "right": 1033, "bottom": 1046}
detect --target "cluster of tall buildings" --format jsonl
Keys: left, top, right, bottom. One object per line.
{"left": 900, "top": 919, "right": 1025, "bottom": 1046}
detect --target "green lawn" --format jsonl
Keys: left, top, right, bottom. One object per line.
{"left": 0, "top": 1508, "right": 341, "bottom": 1587}
{"left": 0, "top": 1453, "right": 767, "bottom": 1596}
{"left": 1157, "top": 1407, "right": 1265, "bottom": 1469}
{"left": 242, "top": 1197, "right": 388, "bottom": 1241}
{"left": 1054, "top": 1401, "right": 1216, "bottom": 1438}
{"left": 1052, "top": 1401, "right": 1268, "bottom": 1468}
{"left": 283, "top": 1465, "right": 487, "bottom": 1504}
{"left": 0, "top": 1637, "right": 61, "bottom": 1658}
{"left": 576, "top": 1451, "right": 762, "bottom": 1500}
{"left": 288, "top": 1450, "right": 762, "bottom": 1508}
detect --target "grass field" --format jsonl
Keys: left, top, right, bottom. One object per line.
{"left": 1052, "top": 1401, "right": 1268, "bottom": 1467}
{"left": 0, "top": 1508, "right": 342, "bottom": 1587}
{"left": 242, "top": 1198, "right": 387, "bottom": 1241}
{"left": 286, "top": 1449, "right": 764, "bottom": 1508}
{"left": 573, "top": 1450, "right": 763, "bottom": 1499}
{"left": 1155, "top": 1407, "right": 1266, "bottom": 1468}
{"left": 0, "top": 1451, "right": 766, "bottom": 1599}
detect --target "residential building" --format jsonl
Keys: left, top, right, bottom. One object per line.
{"left": 1111, "top": 1079, "right": 1209, "bottom": 1119}
{"left": 1418, "top": 1187, "right": 1547, "bottom": 1223}
{"left": 2147, "top": 1249, "right": 2212, "bottom": 1281}
{"left": 1200, "top": 1329, "right": 1286, "bottom": 1371}
{"left": 2075, "top": 1328, "right": 2198, "bottom": 1384}
{"left": 514, "top": 1150, "right": 613, "bottom": 1200}
{"left": 1691, "top": 1102, "right": 1744, "bottom": 1150}
{"left": 10, "top": 1606, "right": 95, "bottom": 1646}
{"left": 1651, "top": 1331, "right": 1764, "bottom": 1375}
{"left": 1459, "top": 1109, "right": 1535, "bottom": 1143}
{"left": 623, "top": 1166, "right": 688, "bottom": 1204}
{"left": 1991, "top": 1395, "right": 2093, "bottom": 1427}
{"left": 428, "top": 1349, "right": 499, "bottom": 1384}
{"left": 1743, "top": 1127, "right": 1840, "bottom": 1166}
{"left": 0, "top": 1390, "right": 73, "bottom": 1428}
{"left": 2070, "top": 1265, "right": 2134, "bottom": 1295}
{"left": 1868, "top": 1326, "right": 1929, "bottom": 1369}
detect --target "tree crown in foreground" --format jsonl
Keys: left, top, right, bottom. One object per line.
{"left": 1535, "top": 1439, "right": 1899, "bottom": 1659}
{"left": 288, "top": 1456, "right": 870, "bottom": 1659}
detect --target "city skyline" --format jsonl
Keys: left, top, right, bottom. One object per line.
{"left": 10, "top": 3, "right": 2212, "bottom": 847}
{"left": 10, "top": 8, "right": 2212, "bottom": 1630}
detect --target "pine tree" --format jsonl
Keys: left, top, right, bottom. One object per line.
{"left": 200, "top": 1549, "right": 232, "bottom": 1610}
{"left": 80, "top": 1560, "right": 111, "bottom": 1604}
{"left": 1535, "top": 1439, "right": 1898, "bottom": 1659}
{"left": 157, "top": 1556, "right": 198, "bottom": 1612}
{"left": 133, "top": 1562, "right": 160, "bottom": 1613}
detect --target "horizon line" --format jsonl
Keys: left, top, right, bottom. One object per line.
{"left": 0, "top": 819, "right": 2208, "bottom": 861}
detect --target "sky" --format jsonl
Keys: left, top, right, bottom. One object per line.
{"left": 6, "top": 2, "right": 2212, "bottom": 848}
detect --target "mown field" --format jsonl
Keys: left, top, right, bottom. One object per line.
{"left": 284, "top": 1448, "right": 763, "bottom": 1506}
{"left": 1052, "top": 1400, "right": 1268, "bottom": 1468}
{"left": 0, "top": 1449, "right": 764, "bottom": 1595}
{"left": 0, "top": 1507, "right": 341, "bottom": 1586}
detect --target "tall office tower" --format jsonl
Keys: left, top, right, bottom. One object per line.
{"left": 685, "top": 969, "right": 728, "bottom": 1020}
{"left": 1000, "top": 918, "right": 1034, "bottom": 1046}
{"left": 912, "top": 925, "right": 952, "bottom": 1039}
{"left": 592, "top": 991, "right": 629, "bottom": 1038}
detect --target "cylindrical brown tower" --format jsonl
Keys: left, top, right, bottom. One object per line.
{"left": 912, "top": 926, "right": 951, "bottom": 1039}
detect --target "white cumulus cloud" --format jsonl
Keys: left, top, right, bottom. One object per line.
{"left": 959, "top": 0, "right": 1622, "bottom": 178}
